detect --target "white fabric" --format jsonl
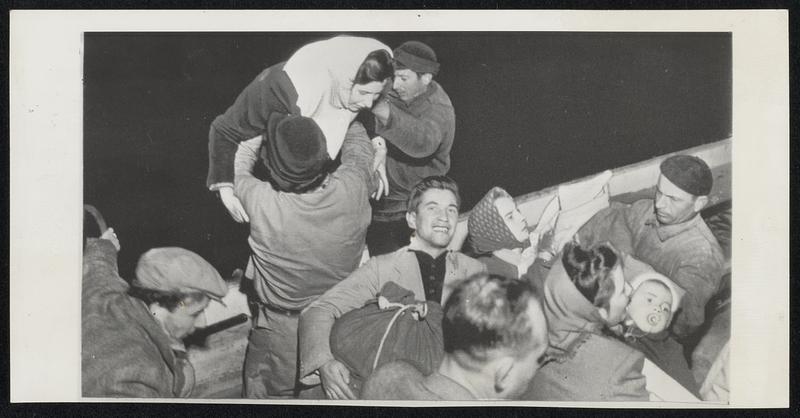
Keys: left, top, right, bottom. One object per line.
{"left": 642, "top": 359, "right": 702, "bottom": 403}
{"left": 534, "top": 170, "right": 613, "bottom": 256}
{"left": 699, "top": 341, "right": 730, "bottom": 403}
{"left": 199, "top": 281, "right": 252, "bottom": 327}
{"left": 629, "top": 271, "right": 686, "bottom": 318}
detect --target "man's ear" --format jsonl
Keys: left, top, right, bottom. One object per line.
{"left": 421, "top": 73, "right": 433, "bottom": 86}
{"left": 693, "top": 195, "right": 709, "bottom": 212}
{"left": 406, "top": 211, "right": 417, "bottom": 230}
{"left": 493, "top": 356, "right": 515, "bottom": 394}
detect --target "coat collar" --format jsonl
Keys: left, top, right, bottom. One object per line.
{"left": 644, "top": 210, "right": 705, "bottom": 242}
{"left": 388, "top": 81, "right": 440, "bottom": 113}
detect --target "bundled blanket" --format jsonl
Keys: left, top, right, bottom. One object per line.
{"left": 330, "top": 281, "right": 444, "bottom": 396}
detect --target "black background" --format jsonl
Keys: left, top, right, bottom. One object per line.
{"left": 83, "top": 32, "right": 731, "bottom": 279}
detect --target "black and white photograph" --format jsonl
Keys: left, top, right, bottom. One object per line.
{"left": 9, "top": 10, "right": 789, "bottom": 407}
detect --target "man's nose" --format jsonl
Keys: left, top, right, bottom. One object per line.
{"left": 655, "top": 195, "right": 667, "bottom": 209}
{"left": 393, "top": 78, "right": 401, "bottom": 90}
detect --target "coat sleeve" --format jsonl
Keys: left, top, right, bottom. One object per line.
{"left": 576, "top": 202, "right": 636, "bottom": 255}
{"left": 670, "top": 256, "right": 722, "bottom": 339}
{"left": 207, "top": 64, "right": 300, "bottom": 188}
{"left": 603, "top": 349, "right": 650, "bottom": 401}
{"left": 298, "top": 258, "right": 382, "bottom": 384}
{"left": 338, "top": 121, "right": 379, "bottom": 195}
{"left": 233, "top": 136, "right": 274, "bottom": 214}
{"left": 376, "top": 101, "right": 452, "bottom": 159}
{"left": 83, "top": 238, "right": 127, "bottom": 298}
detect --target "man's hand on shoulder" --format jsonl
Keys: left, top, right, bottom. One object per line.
{"left": 370, "top": 136, "right": 389, "bottom": 200}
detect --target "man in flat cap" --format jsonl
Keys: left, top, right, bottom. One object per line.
{"left": 364, "top": 40, "right": 457, "bottom": 256}
{"left": 233, "top": 115, "right": 381, "bottom": 398}
{"left": 82, "top": 229, "right": 227, "bottom": 398}
{"left": 575, "top": 154, "right": 725, "bottom": 394}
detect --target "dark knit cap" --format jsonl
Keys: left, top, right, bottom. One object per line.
{"left": 660, "top": 155, "right": 713, "bottom": 196}
{"left": 262, "top": 114, "right": 331, "bottom": 193}
{"left": 393, "top": 41, "right": 440, "bottom": 75}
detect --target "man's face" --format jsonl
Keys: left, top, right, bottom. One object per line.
{"left": 161, "top": 295, "right": 210, "bottom": 340}
{"left": 626, "top": 280, "right": 673, "bottom": 334}
{"left": 603, "top": 264, "right": 632, "bottom": 326}
{"left": 407, "top": 188, "right": 459, "bottom": 251}
{"left": 392, "top": 69, "right": 430, "bottom": 103}
{"left": 347, "top": 81, "right": 386, "bottom": 112}
{"left": 499, "top": 301, "right": 549, "bottom": 399}
{"left": 494, "top": 197, "right": 530, "bottom": 243}
{"left": 654, "top": 174, "right": 700, "bottom": 225}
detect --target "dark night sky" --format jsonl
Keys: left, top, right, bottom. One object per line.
{"left": 83, "top": 32, "right": 731, "bottom": 279}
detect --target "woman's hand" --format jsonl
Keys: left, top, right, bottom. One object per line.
{"left": 219, "top": 186, "right": 249, "bottom": 223}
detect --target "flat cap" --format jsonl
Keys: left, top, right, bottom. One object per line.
{"left": 660, "top": 155, "right": 713, "bottom": 196}
{"left": 133, "top": 247, "right": 227, "bottom": 302}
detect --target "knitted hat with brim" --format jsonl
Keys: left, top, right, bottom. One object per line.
{"left": 467, "top": 187, "right": 529, "bottom": 254}
{"left": 263, "top": 114, "right": 331, "bottom": 193}
{"left": 660, "top": 155, "right": 713, "bottom": 196}
{"left": 393, "top": 41, "right": 440, "bottom": 75}
{"left": 133, "top": 247, "right": 227, "bottom": 303}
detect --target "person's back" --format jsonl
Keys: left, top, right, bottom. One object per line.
{"left": 525, "top": 331, "right": 648, "bottom": 401}
{"left": 235, "top": 120, "right": 376, "bottom": 310}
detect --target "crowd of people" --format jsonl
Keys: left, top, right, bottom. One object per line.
{"left": 82, "top": 35, "right": 729, "bottom": 402}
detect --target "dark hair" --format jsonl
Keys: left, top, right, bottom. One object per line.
{"left": 561, "top": 242, "right": 620, "bottom": 309}
{"left": 353, "top": 49, "right": 393, "bottom": 85}
{"left": 406, "top": 175, "right": 461, "bottom": 214}
{"left": 392, "top": 63, "right": 427, "bottom": 79}
{"left": 443, "top": 273, "right": 545, "bottom": 362}
{"left": 128, "top": 286, "right": 205, "bottom": 312}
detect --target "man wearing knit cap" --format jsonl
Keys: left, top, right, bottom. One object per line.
{"left": 364, "top": 40, "right": 457, "bottom": 257}
{"left": 233, "top": 115, "right": 381, "bottom": 398}
{"left": 576, "top": 154, "right": 725, "bottom": 395}
{"left": 82, "top": 229, "right": 227, "bottom": 398}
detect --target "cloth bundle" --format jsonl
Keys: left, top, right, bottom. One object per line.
{"left": 330, "top": 281, "right": 445, "bottom": 396}
{"left": 533, "top": 170, "right": 613, "bottom": 259}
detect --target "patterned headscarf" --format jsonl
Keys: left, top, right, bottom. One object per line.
{"left": 467, "top": 187, "right": 529, "bottom": 255}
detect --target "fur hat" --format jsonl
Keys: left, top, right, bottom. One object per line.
{"left": 393, "top": 41, "right": 440, "bottom": 75}
{"left": 660, "top": 155, "right": 713, "bottom": 196}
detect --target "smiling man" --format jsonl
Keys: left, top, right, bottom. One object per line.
{"left": 576, "top": 154, "right": 725, "bottom": 395}
{"left": 297, "top": 176, "right": 486, "bottom": 400}
{"left": 364, "top": 41, "right": 457, "bottom": 256}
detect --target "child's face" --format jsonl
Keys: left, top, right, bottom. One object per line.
{"left": 625, "top": 280, "right": 673, "bottom": 334}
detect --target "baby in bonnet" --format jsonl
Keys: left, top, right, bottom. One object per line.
{"left": 619, "top": 271, "right": 684, "bottom": 340}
